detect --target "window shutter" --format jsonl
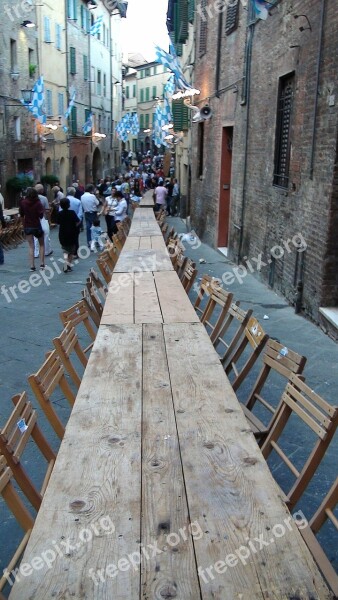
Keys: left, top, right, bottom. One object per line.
{"left": 46, "top": 89, "right": 53, "bottom": 116}
{"left": 133, "top": 84, "right": 136, "bottom": 98}
{"left": 225, "top": 0, "right": 239, "bottom": 35}
{"left": 172, "top": 99, "right": 189, "bottom": 131}
{"left": 152, "top": 86, "right": 157, "bottom": 99}
{"left": 140, "top": 114, "right": 144, "bottom": 129}
{"left": 126, "top": 87, "right": 129, "bottom": 99}
{"left": 175, "top": 43, "right": 183, "bottom": 57}
{"left": 140, "top": 89, "right": 144, "bottom": 102}
{"left": 188, "top": 0, "right": 195, "bottom": 23}
{"left": 83, "top": 55, "right": 88, "bottom": 80}
{"left": 58, "top": 93, "right": 64, "bottom": 116}
{"left": 70, "top": 47, "right": 76, "bottom": 74}
{"left": 199, "top": 0, "right": 207, "bottom": 55}
{"left": 178, "top": 0, "right": 189, "bottom": 43}
{"left": 71, "top": 106, "right": 77, "bottom": 135}
{"left": 56, "top": 24, "right": 61, "bottom": 50}
{"left": 145, "top": 88, "right": 150, "bottom": 101}
{"left": 44, "top": 17, "right": 51, "bottom": 42}
{"left": 145, "top": 114, "right": 149, "bottom": 128}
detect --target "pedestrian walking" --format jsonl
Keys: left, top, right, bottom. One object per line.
{"left": 90, "top": 218, "right": 105, "bottom": 252}
{"left": 19, "top": 188, "right": 45, "bottom": 271}
{"left": 57, "top": 198, "right": 80, "bottom": 272}
{"left": 34, "top": 183, "right": 52, "bottom": 259}
{"left": 172, "top": 178, "right": 180, "bottom": 216}
{"left": 101, "top": 190, "right": 118, "bottom": 240}
{"left": 0, "top": 203, "right": 6, "bottom": 266}
{"left": 81, "top": 184, "right": 100, "bottom": 247}
{"left": 154, "top": 181, "right": 168, "bottom": 213}
{"left": 60, "top": 187, "right": 83, "bottom": 255}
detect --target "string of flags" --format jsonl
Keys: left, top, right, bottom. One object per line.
{"left": 155, "top": 44, "right": 192, "bottom": 92}
{"left": 116, "top": 113, "right": 140, "bottom": 142}
{"left": 90, "top": 14, "right": 103, "bottom": 36}
{"left": 21, "top": 76, "right": 46, "bottom": 125}
{"left": 82, "top": 112, "right": 93, "bottom": 135}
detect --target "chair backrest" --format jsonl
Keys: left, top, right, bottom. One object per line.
{"left": 28, "top": 350, "right": 76, "bottom": 440}
{"left": 174, "top": 252, "right": 188, "bottom": 277}
{"left": 213, "top": 303, "right": 252, "bottom": 362}
{"left": 96, "top": 255, "right": 113, "bottom": 284}
{"left": 0, "top": 391, "right": 55, "bottom": 511}
{"left": 200, "top": 286, "right": 234, "bottom": 344}
{"left": 223, "top": 316, "right": 269, "bottom": 391}
{"left": 112, "top": 233, "right": 123, "bottom": 252}
{"left": 244, "top": 338, "right": 307, "bottom": 435}
{"left": 160, "top": 222, "right": 168, "bottom": 236}
{"left": 0, "top": 455, "right": 34, "bottom": 597}
{"left": 59, "top": 298, "right": 99, "bottom": 348}
{"left": 53, "top": 324, "right": 88, "bottom": 389}
{"left": 299, "top": 477, "right": 338, "bottom": 596}
{"left": 180, "top": 258, "right": 198, "bottom": 294}
{"left": 88, "top": 268, "right": 107, "bottom": 302}
{"left": 85, "top": 279, "right": 104, "bottom": 318}
{"left": 261, "top": 373, "right": 338, "bottom": 509}
{"left": 193, "top": 274, "right": 222, "bottom": 318}
{"left": 165, "top": 226, "right": 175, "bottom": 244}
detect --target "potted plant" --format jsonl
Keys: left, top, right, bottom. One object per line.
{"left": 29, "top": 64, "right": 37, "bottom": 78}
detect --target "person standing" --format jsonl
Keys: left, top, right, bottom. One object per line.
{"left": 0, "top": 203, "right": 6, "bottom": 265}
{"left": 154, "top": 181, "right": 168, "bottom": 213}
{"left": 101, "top": 189, "right": 118, "bottom": 240}
{"left": 81, "top": 184, "right": 99, "bottom": 247}
{"left": 57, "top": 198, "right": 80, "bottom": 272}
{"left": 19, "top": 188, "right": 45, "bottom": 271}
{"left": 34, "top": 183, "right": 52, "bottom": 259}
{"left": 166, "top": 178, "right": 174, "bottom": 216}
{"left": 112, "top": 191, "right": 128, "bottom": 225}
{"left": 172, "top": 178, "right": 180, "bottom": 216}
{"left": 60, "top": 187, "right": 83, "bottom": 255}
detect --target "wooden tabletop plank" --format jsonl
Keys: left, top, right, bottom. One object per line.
{"left": 9, "top": 325, "right": 143, "bottom": 600}
{"left": 163, "top": 322, "right": 331, "bottom": 600}
{"left": 139, "top": 236, "right": 152, "bottom": 250}
{"left": 154, "top": 271, "right": 200, "bottom": 323}
{"left": 114, "top": 249, "right": 173, "bottom": 273}
{"left": 141, "top": 324, "right": 202, "bottom": 598}
{"left": 101, "top": 272, "right": 134, "bottom": 324}
{"left": 151, "top": 236, "right": 167, "bottom": 250}
{"left": 129, "top": 223, "right": 162, "bottom": 237}
{"left": 132, "top": 207, "right": 155, "bottom": 220}
{"left": 123, "top": 236, "right": 140, "bottom": 251}
{"left": 134, "top": 273, "right": 163, "bottom": 323}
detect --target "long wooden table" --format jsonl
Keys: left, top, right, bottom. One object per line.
{"left": 9, "top": 195, "right": 331, "bottom": 599}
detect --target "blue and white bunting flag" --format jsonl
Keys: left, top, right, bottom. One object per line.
{"left": 163, "top": 96, "right": 172, "bottom": 124}
{"left": 253, "top": 0, "right": 273, "bottom": 20}
{"left": 22, "top": 76, "right": 46, "bottom": 124}
{"left": 155, "top": 44, "right": 191, "bottom": 91}
{"left": 90, "top": 14, "right": 103, "bottom": 36}
{"left": 82, "top": 112, "right": 93, "bottom": 135}
{"left": 164, "top": 75, "right": 176, "bottom": 96}
{"left": 116, "top": 114, "right": 130, "bottom": 142}
{"left": 130, "top": 113, "right": 139, "bottom": 136}
{"left": 63, "top": 91, "right": 76, "bottom": 132}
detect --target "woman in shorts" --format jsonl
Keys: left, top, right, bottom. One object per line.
{"left": 19, "top": 188, "right": 45, "bottom": 271}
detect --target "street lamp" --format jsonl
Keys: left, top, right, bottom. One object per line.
{"left": 21, "top": 20, "right": 36, "bottom": 28}
{"left": 21, "top": 88, "right": 34, "bottom": 104}
{"left": 87, "top": 0, "right": 98, "bottom": 9}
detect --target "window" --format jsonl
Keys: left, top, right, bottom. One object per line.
{"left": 140, "top": 89, "right": 144, "bottom": 102}
{"left": 103, "top": 73, "right": 107, "bottom": 97}
{"left": 70, "top": 47, "right": 76, "bottom": 74}
{"left": 103, "top": 24, "right": 106, "bottom": 44}
{"left": 197, "top": 122, "right": 204, "bottom": 177}
{"left": 28, "top": 48, "right": 34, "bottom": 77}
{"left": 274, "top": 73, "right": 294, "bottom": 189}
{"left": 199, "top": 0, "right": 207, "bottom": 55}
{"left": 140, "top": 114, "right": 144, "bottom": 129}
{"left": 145, "top": 87, "right": 150, "bottom": 101}
{"left": 83, "top": 55, "right": 88, "bottom": 80}
{"left": 172, "top": 98, "right": 189, "bottom": 131}
{"left": 126, "top": 86, "right": 130, "bottom": 99}
{"left": 98, "top": 114, "right": 101, "bottom": 131}
{"left": 10, "top": 39, "right": 17, "bottom": 72}
{"left": 44, "top": 16, "right": 51, "bottom": 42}
{"left": 97, "top": 70, "right": 102, "bottom": 95}
{"left": 80, "top": 5, "right": 86, "bottom": 29}
{"left": 225, "top": 0, "right": 239, "bottom": 35}
{"left": 14, "top": 117, "right": 21, "bottom": 141}
{"left": 67, "top": 0, "right": 77, "bottom": 20}
{"left": 57, "top": 93, "right": 64, "bottom": 116}
{"left": 153, "top": 66, "right": 157, "bottom": 75}
{"left": 188, "top": 0, "right": 195, "bottom": 23}
{"left": 46, "top": 89, "right": 53, "bottom": 116}
{"left": 152, "top": 86, "right": 157, "bottom": 99}
{"left": 55, "top": 24, "right": 62, "bottom": 50}
{"left": 133, "top": 84, "right": 136, "bottom": 98}
{"left": 145, "top": 67, "right": 150, "bottom": 76}
{"left": 70, "top": 106, "right": 77, "bottom": 135}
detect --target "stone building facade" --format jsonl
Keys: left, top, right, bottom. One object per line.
{"left": 190, "top": 0, "right": 338, "bottom": 331}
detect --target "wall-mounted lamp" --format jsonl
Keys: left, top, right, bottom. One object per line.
{"left": 294, "top": 14, "right": 312, "bottom": 32}
{"left": 21, "top": 20, "right": 36, "bottom": 28}
{"left": 21, "top": 88, "right": 34, "bottom": 104}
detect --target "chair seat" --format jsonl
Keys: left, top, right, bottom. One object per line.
{"left": 241, "top": 404, "right": 268, "bottom": 439}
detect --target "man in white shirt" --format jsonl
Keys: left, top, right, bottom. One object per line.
{"left": 81, "top": 184, "right": 99, "bottom": 247}
{"left": 34, "top": 183, "right": 53, "bottom": 258}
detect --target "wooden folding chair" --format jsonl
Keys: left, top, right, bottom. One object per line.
{"left": 53, "top": 324, "right": 88, "bottom": 389}
{"left": 88, "top": 268, "right": 107, "bottom": 302}
{"left": 160, "top": 222, "right": 168, "bottom": 236}
{"left": 299, "top": 478, "right": 338, "bottom": 596}
{"left": 174, "top": 252, "right": 188, "bottom": 277}
{"left": 242, "top": 339, "right": 307, "bottom": 442}
{"left": 261, "top": 373, "right": 338, "bottom": 509}
{"left": 97, "top": 255, "right": 113, "bottom": 284}
{"left": 200, "top": 286, "right": 234, "bottom": 344}
{"left": 85, "top": 279, "right": 104, "bottom": 318}
{"left": 0, "top": 391, "right": 56, "bottom": 511}
{"left": 193, "top": 274, "right": 222, "bottom": 318}
{"left": 223, "top": 316, "right": 269, "bottom": 391}
{"left": 60, "top": 298, "right": 99, "bottom": 352}
{"left": 213, "top": 303, "right": 252, "bottom": 361}
{"left": 0, "top": 456, "right": 34, "bottom": 598}
{"left": 112, "top": 232, "right": 124, "bottom": 252}
{"left": 180, "top": 258, "right": 198, "bottom": 294}
{"left": 28, "top": 350, "right": 76, "bottom": 440}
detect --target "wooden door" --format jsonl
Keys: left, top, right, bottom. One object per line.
{"left": 218, "top": 127, "right": 233, "bottom": 247}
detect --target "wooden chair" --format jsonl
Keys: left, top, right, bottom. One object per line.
{"left": 299, "top": 478, "right": 338, "bottom": 597}
{"left": 160, "top": 222, "right": 168, "bottom": 236}
{"left": 28, "top": 351, "right": 76, "bottom": 440}
{"left": 193, "top": 274, "right": 222, "bottom": 318}
{"left": 88, "top": 268, "right": 107, "bottom": 302}
{"left": 165, "top": 226, "right": 175, "bottom": 244}
{"left": 242, "top": 339, "right": 307, "bottom": 442}
{"left": 174, "top": 252, "right": 188, "bottom": 278}
{"left": 261, "top": 373, "right": 338, "bottom": 509}
{"left": 0, "top": 456, "right": 34, "bottom": 598}
{"left": 112, "top": 232, "right": 124, "bottom": 253}
{"left": 60, "top": 298, "right": 99, "bottom": 352}
{"left": 213, "top": 303, "right": 252, "bottom": 363}
{"left": 96, "top": 254, "right": 114, "bottom": 284}
{"left": 223, "top": 316, "right": 269, "bottom": 391}
{"left": 180, "top": 258, "right": 198, "bottom": 294}
{"left": 85, "top": 279, "right": 104, "bottom": 319}
{"left": 0, "top": 391, "right": 55, "bottom": 511}
{"left": 200, "top": 286, "right": 234, "bottom": 344}
{"left": 53, "top": 324, "right": 88, "bottom": 389}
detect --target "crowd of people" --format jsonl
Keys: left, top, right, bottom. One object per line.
{"left": 1, "top": 158, "right": 180, "bottom": 272}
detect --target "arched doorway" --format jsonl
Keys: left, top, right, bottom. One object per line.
{"left": 72, "top": 156, "right": 79, "bottom": 182}
{"left": 145, "top": 136, "right": 151, "bottom": 152}
{"left": 59, "top": 157, "right": 66, "bottom": 191}
{"left": 92, "top": 147, "right": 102, "bottom": 184}
{"left": 85, "top": 155, "right": 91, "bottom": 184}
{"left": 45, "top": 157, "right": 52, "bottom": 175}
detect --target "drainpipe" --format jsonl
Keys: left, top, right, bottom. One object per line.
{"left": 237, "top": 5, "right": 255, "bottom": 263}
{"left": 65, "top": 1, "right": 71, "bottom": 185}
{"left": 215, "top": 1, "right": 224, "bottom": 97}
{"left": 295, "top": 251, "right": 306, "bottom": 314}
{"left": 309, "top": 0, "right": 326, "bottom": 179}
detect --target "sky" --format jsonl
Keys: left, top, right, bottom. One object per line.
{"left": 121, "top": 0, "right": 170, "bottom": 61}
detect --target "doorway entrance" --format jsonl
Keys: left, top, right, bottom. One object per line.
{"left": 218, "top": 127, "right": 233, "bottom": 249}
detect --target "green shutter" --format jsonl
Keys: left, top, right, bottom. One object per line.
{"left": 188, "top": 0, "right": 195, "bottom": 23}
{"left": 70, "top": 47, "right": 76, "bottom": 74}
{"left": 145, "top": 87, "right": 150, "bottom": 101}
{"left": 175, "top": 43, "right": 183, "bottom": 56}
{"left": 126, "top": 86, "right": 129, "bottom": 99}
{"left": 152, "top": 86, "right": 157, "bottom": 99}
{"left": 71, "top": 106, "right": 77, "bottom": 135}
{"left": 140, "top": 89, "right": 144, "bottom": 102}
{"left": 140, "top": 114, "right": 144, "bottom": 129}
{"left": 172, "top": 99, "right": 189, "bottom": 131}
{"left": 178, "top": 0, "right": 189, "bottom": 43}
{"left": 83, "top": 54, "right": 88, "bottom": 80}
{"left": 133, "top": 84, "right": 136, "bottom": 97}
{"left": 145, "top": 114, "right": 149, "bottom": 128}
